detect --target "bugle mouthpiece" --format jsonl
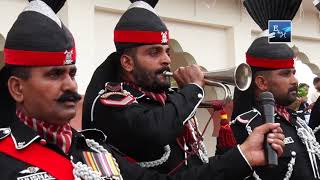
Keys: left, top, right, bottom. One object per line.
{"left": 163, "top": 71, "right": 173, "bottom": 76}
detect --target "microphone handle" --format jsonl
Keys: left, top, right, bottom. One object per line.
{"left": 263, "top": 105, "right": 278, "bottom": 167}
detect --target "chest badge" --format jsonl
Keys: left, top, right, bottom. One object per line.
{"left": 18, "top": 167, "right": 54, "bottom": 180}
{"left": 284, "top": 137, "right": 294, "bottom": 145}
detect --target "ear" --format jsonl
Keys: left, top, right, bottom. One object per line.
{"left": 120, "top": 54, "right": 134, "bottom": 73}
{"left": 7, "top": 76, "right": 24, "bottom": 103}
{"left": 254, "top": 75, "right": 269, "bottom": 91}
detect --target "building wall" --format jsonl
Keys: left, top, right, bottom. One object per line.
{"left": 1, "top": 0, "right": 319, "bottom": 93}
{"left": 1, "top": 0, "right": 320, "bottom": 156}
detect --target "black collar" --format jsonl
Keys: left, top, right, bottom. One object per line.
{"left": 8, "top": 117, "right": 41, "bottom": 149}
{"left": 122, "top": 83, "right": 175, "bottom": 98}
{"left": 123, "top": 84, "right": 145, "bottom": 99}
{"left": 2, "top": 115, "right": 109, "bottom": 151}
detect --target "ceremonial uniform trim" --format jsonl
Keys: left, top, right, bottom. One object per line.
{"left": 0, "top": 128, "right": 11, "bottom": 140}
{"left": 314, "top": 125, "right": 320, "bottom": 134}
{"left": 105, "top": 82, "right": 123, "bottom": 92}
{"left": 233, "top": 108, "right": 260, "bottom": 125}
{"left": 80, "top": 128, "right": 107, "bottom": 143}
{"left": 4, "top": 48, "right": 76, "bottom": 67}
{"left": 183, "top": 83, "right": 204, "bottom": 124}
{"left": 245, "top": 109, "right": 261, "bottom": 135}
{"left": 100, "top": 92, "right": 136, "bottom": 107}
{"left": 9, "top": 121, "right": 40, "bottom": 150}
{"left": 237, "top": 145, "right": 253, "bottom": 170}
{"left": 246, "top": 53, "right": 294, "bottom": 69}
{"left": 137, "top": 145, "right": 171, "bottom": 168}
{"left": 114, "top": 30, "right": 169, "bottom": 44}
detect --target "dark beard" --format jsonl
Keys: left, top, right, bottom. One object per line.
{"left": 274, "top": 86, "right": 298, "bottom": 106}
{"left": 133, "top": 63, "right": 171, "bottom": 93}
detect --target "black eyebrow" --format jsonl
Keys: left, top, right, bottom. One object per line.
{"left": 70, "top": 66, "right": 77, "bottom": 72}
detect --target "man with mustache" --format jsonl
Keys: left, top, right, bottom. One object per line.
{"left": 230, "top": 31, "right": 320, "bottom": 180}
{"left": 82, "top": 0, "right": 210, "bottom": 174}
{"left": 230, "top": 0, "right": 320, "bottom": 178}
{"left": 0, "top": 0, "right": 286, "bottom": 179}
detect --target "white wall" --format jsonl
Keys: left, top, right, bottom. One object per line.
{"left": 1, "top": 0, "right": 319, "bottom": 93}
{"left": 0, "top": 0, "right": 26, "bottom": 37}
{"left": 94, "top": 9, "right": 119, "bottom": 66}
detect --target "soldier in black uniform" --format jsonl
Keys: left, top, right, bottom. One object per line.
{"left": 309, "top": 97, "right": 320, "bottom": 141}
{"left": 308, "top": 2, "right": 320, "bottom": 143}
{"left": 231, "top": 0, "right": 320, "bottom": 179}
{"left": 82, "top": 0, "right": 212, "bottom": 174}
{"left": 0, "top": 0, "right": 285, "bottom": 179}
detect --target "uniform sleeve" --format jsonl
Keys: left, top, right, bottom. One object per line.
{"left": 231, "top": 121, "right": 249, "bottom": 144}
{"left": 309, "top": 97, "right": 320, "bottom": 142}
{"left": 115, "top": 147, "right": 252, "bottom": 180}
{"left": 309, "top": 97, "right": 320, "bottom": 130}
{"left": 93, "top": 84, "right": 204, "bottom": 147}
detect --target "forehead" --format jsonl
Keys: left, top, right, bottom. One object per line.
{"left": 137, "top": 44, "right": 169, "bottom": 51}
{"left": 30, "top": 64, "right": 76, "bottom": 72}
{"left": 271, "top": 68, "right": 296, "bottom": 74}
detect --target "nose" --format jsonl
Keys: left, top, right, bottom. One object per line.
{"left": 161, "top": 52, "right": 171, "bottom": 66}
{"left": 62, "top": 75, "right": 77, "bottom": 92}
{"left": 291, "top": 74, "right": 298, "bottom": 87}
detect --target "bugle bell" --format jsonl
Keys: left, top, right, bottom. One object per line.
{"left": 163, "top": 63, "right": 252, "bottom": 108}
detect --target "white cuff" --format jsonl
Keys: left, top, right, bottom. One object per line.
{"left": 314, "top": 0, "right": 320, "bottom": 6}
{"left": 237, "top": 145, "right": 253, "bottom": 170}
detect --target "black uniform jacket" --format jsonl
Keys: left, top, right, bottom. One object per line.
{"left": 0, "top": 117, "right": 252, "bottom": 180}
{"left": 231, "top": 108, "right": 319, "bottom": 180}
{"left": 309, "top": 97, "right": 320, "bottom": 141}
{"left": 87, "top": 83, "right": 206, "bottom": 173}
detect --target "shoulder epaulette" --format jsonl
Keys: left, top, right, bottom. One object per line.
{"left": 234, "top": 109, "right": 260, "bottom": 124}
{"left": 100, "top": 82, "right": 137, "bottom": 107}
{"left": 105, "top": 82, "right": 123, "bottom": 92}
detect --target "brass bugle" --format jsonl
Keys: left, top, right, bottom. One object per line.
{"left": 163, "top": 63, "right": 252, "bottom": 107}
{"left": 163, "top": 63, "right": 252, "bottom": 91}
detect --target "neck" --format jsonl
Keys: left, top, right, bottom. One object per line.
{"left": 120, "top": 72, "right": 134, "bottom": 83}
{"left": 16, "top": 109, "right": 73, "bottom": 154}
{"left": 16, "top": 105, "right": 37, "bottom": 120}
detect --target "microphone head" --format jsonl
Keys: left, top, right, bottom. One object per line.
{"left": 259, "top": 91, "right": 275, "bottom": 106}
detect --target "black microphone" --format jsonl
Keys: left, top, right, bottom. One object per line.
{"left": 259, "top": 91, "right": 278, "bottom": 167}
